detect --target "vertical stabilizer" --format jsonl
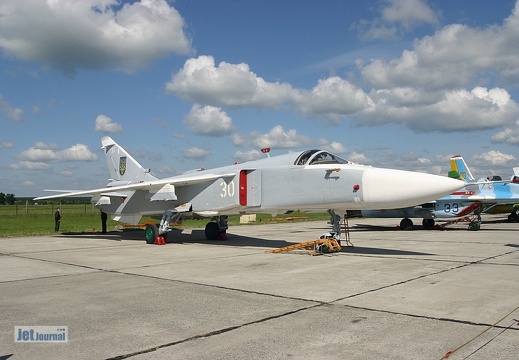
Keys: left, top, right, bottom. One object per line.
{"left": 101, "top": 137, "right": 158, "bottom": 185}
{"left": 449, "top": 155, "right": 475, "bottom": 182}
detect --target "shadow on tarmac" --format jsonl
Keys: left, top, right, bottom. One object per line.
{"left": 59, "top": 227, "right": 433, "bottom": 256}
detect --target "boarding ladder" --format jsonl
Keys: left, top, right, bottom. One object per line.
{"left": 266, "top": 237, "right": 342, "bottom": 255}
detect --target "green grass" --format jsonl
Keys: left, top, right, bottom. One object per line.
{"left": 0, "top": 204, "right": 330, "bottom": 238}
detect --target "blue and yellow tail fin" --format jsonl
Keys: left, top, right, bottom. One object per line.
{"left": 449, "top": 155, "right": 475, "bottom": 182}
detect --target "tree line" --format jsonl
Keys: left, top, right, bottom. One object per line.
{"left": 0, "top": 193, "right": 15, "bottom": 205}
{"left": 0, "top": 193, "right": 92, "bottom": 205}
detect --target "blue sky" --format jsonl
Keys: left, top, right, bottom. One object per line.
{"left": 1, "top": 0, "right": 519, "bottom": 197}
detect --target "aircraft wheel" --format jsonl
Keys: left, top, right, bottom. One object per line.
{"left": 145, "top": 224, "right": 159, "bottom": 244}
{"left": 422, "top": 218, "right": 435, "bottom": 229}
{"left": 205, "top": 221, "right": 220, "bottom": 240}
{"left": 400, "top": 218, "right": 413, "bottom": 230}
{"left": 468, "top": 221, "right": 480, "bottom": 231}
{"left": 508, "top": 212, "right": 519, "bottom": 222}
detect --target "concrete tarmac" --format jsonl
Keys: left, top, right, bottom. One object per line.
{"left": 1, "top": 215, "right": 518, "bottom": 360}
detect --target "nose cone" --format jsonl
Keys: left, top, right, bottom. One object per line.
{"left": 360, "top": 168, "right": 464, "bottom": 209}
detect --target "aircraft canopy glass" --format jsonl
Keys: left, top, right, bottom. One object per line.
{"left": 294, "top": 150, "right": 350, "bottom": 166}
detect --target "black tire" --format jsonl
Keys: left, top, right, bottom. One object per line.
{"left": 508, "top": 212, "right": 519, "bottom": 223}
{"left": 422, "top": 218, "right": 435, "bottom": 229}
{"left": 400, "top": 218, "right": 413, "bottom": 230}
{"left": 205, "top": 221, "right": 220, "bottom": 240}
{"left": 468, "top": 221, "right": 480, "bottom": 231}
{"left": 145, "top": 224, "right": 159, "bottom": 244}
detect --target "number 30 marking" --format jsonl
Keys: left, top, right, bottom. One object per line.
{"left": 220, "top": 180, "right": 235, "bottom": 198}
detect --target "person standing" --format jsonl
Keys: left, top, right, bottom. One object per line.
{"left": 100, "top": 210, "right": 108, "bottom": 234}
{"left": 54, "top": 207, "right": 61, "bottom": 231}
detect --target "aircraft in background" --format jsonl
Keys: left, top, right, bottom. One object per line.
{"left": 35, "top": 137, "right": 464, "bottom": 243}
{"left": 357, "top": 156, "right": 519, "bottom": 230}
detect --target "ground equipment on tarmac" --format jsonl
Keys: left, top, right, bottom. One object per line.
{"left": 266, "top": 235, "right": 342, "bottom": 255}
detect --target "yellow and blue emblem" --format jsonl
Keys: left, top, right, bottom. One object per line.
{"left": 119, "top": 156, "right": 127, "bottom": 176}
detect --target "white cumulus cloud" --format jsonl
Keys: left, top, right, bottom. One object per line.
{"left": 95, "top": 114, "right": 123, "bottom": 133}
{"left": 181, "top": 147, "right": 210, "bottom": 160}
{"left": 184, "top": 104, "right": 233, "bottom": 136}
{"left": 473, "top": 150, "right": 517, "bottom": 166}
{"left": 166, "top": 55, "right": 294, "bottom": 108}
{"left": 17, "top": 143, "right": 98, "bottom": 162}
{"left": 0, "top": 0, "right": 192, "bottom": 74}
{"left": 0, "top": 95, "right": 23, "bottom": 122}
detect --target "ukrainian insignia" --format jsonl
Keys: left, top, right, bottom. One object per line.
{"left": 119, "top": 156, "right": 127, "bottom": 176}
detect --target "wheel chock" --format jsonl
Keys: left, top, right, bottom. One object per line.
{"left": 154, "top": 236, "right": 166, "bottom": 245}
{"left": 217, "top": 232, "right": 228, "bottom": 240}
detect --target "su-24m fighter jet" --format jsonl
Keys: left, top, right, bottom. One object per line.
{"left": 357, "top": 156, "right": 519, "bottom": 230}
{"left": 34, "top": 137, "right": 464, "bottom": 243}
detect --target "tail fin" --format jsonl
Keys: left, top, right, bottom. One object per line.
{"left": 101, "top": 136, "right": 158, "bottom": 185}
{"left": 449, "top": 155, "right": 475, "bottom": 182}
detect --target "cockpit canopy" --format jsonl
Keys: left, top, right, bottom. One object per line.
{"left": 294, "top": 150, "right": 351, "bottom": 166}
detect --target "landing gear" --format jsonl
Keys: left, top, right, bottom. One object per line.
{"left": 205, "top": 216, "right": 228, "bottom": 240}
{"left": 327, "top": 210, "right": 342, "bottom": 245}
{"left": 422, "top": 218, "right": 435, "bottom": 229}
{"left": 205, "top": 222, "right": 220, "bottom": 240}
{"left": 508, "top": 211, "right": 519, "bottom": 223}
{"left": 144, "top": 223, "right": 168, "bottom": 244}
{"left": 468, "top": 204, "right": 482, "bottom": 231}
{"left": 399, "top": 218, "right": 413, "bottom": 230}
{"left": 325, "top": 210, "right": 353, "bottom": 247}
{"left": 145, "top": 210, "right": 175, "bottom": 244}
{"left": 145, "top": 224, "right": 158, "bottom": 244}
{"left": 468, "top": 221, "right": 480, "bottom": 231}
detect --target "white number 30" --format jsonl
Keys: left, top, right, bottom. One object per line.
{"left": 220, "top": 180, "right": 235, "bottom": 198}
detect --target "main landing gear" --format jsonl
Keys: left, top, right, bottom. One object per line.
{"left": 205, "top": 215, "right": 228, "bottom": 240}
{"left": 508, "top": 211, "right": 519, "bottom": 223}
{"left": 398, "top": 217, "right": 436, "bottom": 230}
{"left": 144, "top": 212, "right": 229, "bottom": 243}
{"left": 145, "top": 210, "right": 181, "bottom": 244}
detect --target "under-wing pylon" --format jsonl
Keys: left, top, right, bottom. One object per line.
{"left": 35, "top": 137, "right": 464, "bottom": 243}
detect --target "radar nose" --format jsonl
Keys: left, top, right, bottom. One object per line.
{"left": 359, "top": 168, "right": 464, "bottom": 209}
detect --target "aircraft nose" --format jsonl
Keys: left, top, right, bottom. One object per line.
{"left": 359, "top": 168, "right": 464, "bottom": 209}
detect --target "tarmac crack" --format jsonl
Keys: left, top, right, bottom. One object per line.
{"left": 338, "top": 303, "right": 519, "bottom": 331}
{"left": 328, "top": 248, "right": 519, "bottom": 333}
{"left": 331, "top": 248, "right": 518, "bottom": 303}
{"left": 4, "top": 242, "right": 518, "bottom": 359}
{"left": 104, "top": 303, "right": 323, "bottom": 360}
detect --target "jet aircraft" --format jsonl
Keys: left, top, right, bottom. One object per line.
{"left": 35, "top": 137, "right": 464, "bottom": 243}
{"left": 358, "top": 156, "right": 519, "bottom": 230}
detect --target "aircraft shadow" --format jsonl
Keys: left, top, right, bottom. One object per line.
{"left": 60, "top": 228, "right": 294, "bottom": 248}
{"left": 339, "top": 246, "right": 433, "bottom": 256}
{"left": 58, "top": 228, "right": 436, "bottom": 256}
{"left": 59, "top": 228, "right": 147, "bottom": 241}
{"left": 350, "top": 222, "right": 516, "bottom": 232}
